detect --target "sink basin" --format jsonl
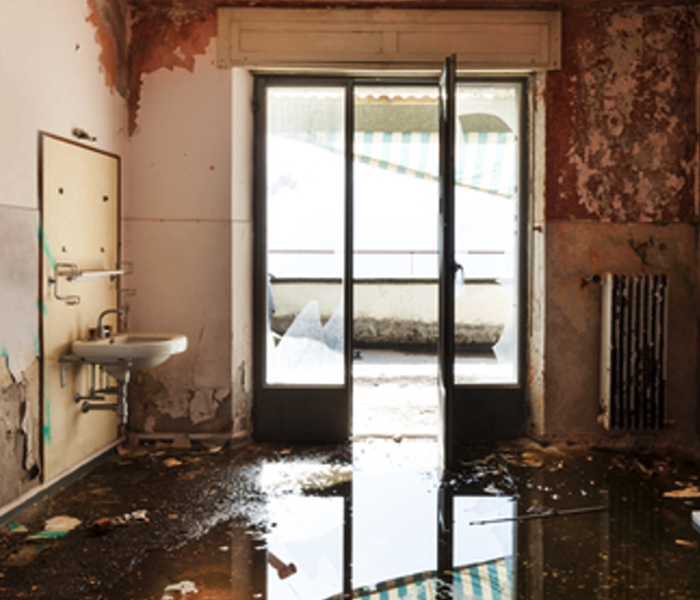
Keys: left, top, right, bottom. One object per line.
{"left": 72, "top": 332, "right": 188, "bottom": 378}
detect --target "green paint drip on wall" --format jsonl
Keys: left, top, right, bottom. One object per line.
{"left": 43, "top": 385, "right": 52, "bottom": 445}
{"left": 39, "top": 225, "right": 57, "bottom": 272}
{"left": 1, "top": 347, "right": 10, "bottom": 375}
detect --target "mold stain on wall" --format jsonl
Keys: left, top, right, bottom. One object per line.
{"left": 546, "top": 4, "right": 697, "bottom": 223}
{"left": 127, "top": 5, "right": 217, "bottom": 134}
{"left": 86, "top": 0, "right": 130, "bottom": 99}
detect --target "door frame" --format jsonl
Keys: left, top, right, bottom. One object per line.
{"left": 252, "top": 76, "right": 354, "bottom": 442}
{"left": 252, "top": 72, "right": 530, "bottom": 448}
{"left": 442, "top": 70, "right": 531, "bottom": 458}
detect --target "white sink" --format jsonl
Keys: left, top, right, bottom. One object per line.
{"left": 72, "top": 332, "right": 187, "bottom": 378}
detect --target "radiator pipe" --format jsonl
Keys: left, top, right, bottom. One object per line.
{"left": 581, "top": 274, "right": 603, "bottom": 287}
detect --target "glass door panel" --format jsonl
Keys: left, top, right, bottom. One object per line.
{"left": 453, "top": 83, "right": 522, "bottom": 385}
{"left": 265, "top": 87, "right": 346, "bottom": 386}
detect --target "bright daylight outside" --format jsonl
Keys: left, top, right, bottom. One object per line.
{"left": 264, "top": 83, "right": 521, "bottom": 387}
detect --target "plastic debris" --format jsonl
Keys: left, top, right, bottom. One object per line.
{"left": 28, "top": 530, "right": 71, "bottom": 541}
{"left": 92, "top": 510, "right": 149, "bottom": 535}
{"left": 28, "top": 515, "right": 82, "bottom": 540}
{"left": 470, "top": 504, "right": 607, "bottom": 525}
{"left": 164, "top": 457, "right": 184, "bottom": 468}
{"left": 162, "top": 580, "right": 198, "bottom": 599}
{"left": 692, "top": 511, "right": 700, "bottom": 533}
{"left": 6, "top": 522, "right": 29, "bottom": 534}
{"left": 45, "top": 516, "right": 81, "bottom": 532}
{"left": 663, "top": 485, "right": 700, "bottom": 499}
{"left": 268, "top": 552, "right": 297, "bottom": 580}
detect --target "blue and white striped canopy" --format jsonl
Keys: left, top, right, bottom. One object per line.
{"left": 275, "top": 131, "right": 516, "bottom": 199}
{"left": 325, "top": 557, "right": 513, "bottom": 600}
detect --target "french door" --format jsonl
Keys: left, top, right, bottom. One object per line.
{"left": 253, "top": 68, "right": 528, "bottom": 451}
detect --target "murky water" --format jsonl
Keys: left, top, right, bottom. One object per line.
{"left": 94, "top": 439, "right": 700, "bottom": 600}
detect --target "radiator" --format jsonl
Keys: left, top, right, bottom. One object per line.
{"left": 600, "top": 273, "right": 668, "bottom": 430}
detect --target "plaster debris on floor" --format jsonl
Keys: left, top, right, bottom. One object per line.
{"left": 1, "top": 437, "right": 700, "bottom": 599}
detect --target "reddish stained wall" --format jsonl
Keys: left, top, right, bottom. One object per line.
{"left": 128, "top": 7, "right": 217, "bottom": 134}
{"left": 86, "top": 0, "right": 129, "bottom": 99}
{"left": 546, "top": 5, "right": 698, "bottom": 223}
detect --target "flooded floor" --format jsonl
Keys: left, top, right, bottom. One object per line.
{"left": 2, "top": 437, "right": 700, "bottom": 599}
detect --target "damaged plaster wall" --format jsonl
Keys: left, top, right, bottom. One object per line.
{"left": 123, "top": 6, "right": 236, "bottom": 436}
{"left": 87, "top": 0, "right": 130, "bottom": 99}
{"left": 0, "top": 0, "right": 127, "bottom": 513}
{"left": 543, "top": 4, "right": 698, "bottom": 440}
{"left": 121, "top": 1, "right": 700, "bottom": 444}
{"left": 0, "top": 209, "right": 41, "bottom": 507}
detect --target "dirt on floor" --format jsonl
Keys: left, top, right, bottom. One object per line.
{"left": 2, "top": 437, "right": 700, "bottom": 599}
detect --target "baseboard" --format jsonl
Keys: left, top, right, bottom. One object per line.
{"left": 0, "top": 437, "right": 123, "bottom": 528}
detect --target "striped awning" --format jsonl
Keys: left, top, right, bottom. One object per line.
{"left": 325, "top": 557, "right": 513, "bottom": 600}
{"left": 275, "top": 131, "right": 516, "bottom": 199}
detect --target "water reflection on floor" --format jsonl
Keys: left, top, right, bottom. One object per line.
{"left": 100, "top": 438, "right": 700, "bottom": 600}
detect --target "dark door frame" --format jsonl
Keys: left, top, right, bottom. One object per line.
{"left": 252, "top": 72, "right": 530, "bottom": 450}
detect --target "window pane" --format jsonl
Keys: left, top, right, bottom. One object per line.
{"left": 453, "top": 83, "right": 521, "bottom": 385}
{"left": 265, "top": 87, "right": 345, "bottom": 385}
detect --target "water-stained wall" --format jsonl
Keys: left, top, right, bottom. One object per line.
{"left": 120, "top": 1, "right": 699, "bottom": 445}
{"left": 122, "top": 5, "right": 238, "bottom": 437}
{"left": 543, "top": 4, "right": 699, "bottom": 441}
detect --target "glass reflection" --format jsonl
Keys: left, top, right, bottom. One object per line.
{"left": 257, "top": 442, "right": 517, "bottom": 600}
{"left": 452, "top": 496, "right": 515, "bottom": 599}
{"left": 265, "top": 496, "right": 344, "bottom": 600}
{"left": 453, "top": 83, "right": 521, "bottom": 385}
{"left": 265, "top": 87, "right": 346, "bottom": 385}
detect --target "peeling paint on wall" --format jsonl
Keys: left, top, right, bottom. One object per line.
{"left": 546, "top": 5, "right": 697, "bottom": 222}
{"left": 128, "top": 6, "right": 217, "bottom": 134}
{"left": 128, "top": 371, "right": 233, "bottom": 433}
{"left": 86, "top": 0, "right": 129, "bottom": 98}
{"left": 0, "top": 359, "right": 41, "bottom": 507}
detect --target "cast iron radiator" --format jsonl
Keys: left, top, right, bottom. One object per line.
{"left": 600, "top": 273, "right": 668, "bottom": 430}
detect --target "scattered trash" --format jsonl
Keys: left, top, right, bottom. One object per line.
{"left": 470, "top": 505, "right": 607, "bottom": 526}
{"left": 6, "top": 523, "right": 28, "bottom": 534}
{"left": 92, "top": 510, "right": 149, "bottom": 535}
{"left": 116, "top": 444, "right": 149, "bottom": 458}
{"left": 28, "top": 530, "right": 70, "bottom": 541}
{"left": 162, "top": 580, "right": 198, "bottom": 599}
{"left": 392, "top": 435, "right": 403, "bottom": 443}
{"left": 164, "top": 457, "right": 184, "bottom": 468}
{"left": 44, "top": 516, "right": 81, "bottom": 532}
{"left": 634, "top": 459, "right": 654, "bottom": 477}
{"left": 268, "top": 552, "right": 297, "bottom": 580}
{"left": 663, "top": 485, "right": 700, "bottom": 499}
{"left": 692, "top": 511, "right": 700, "bottom": 534}
{"left": 675, "top": 539, "right": 698, "bottom": 549}
{"left": 520, "top": 452, "right": 544, "bottom": 468}
{"left": 27, "top": 515, "right": 82, "bottom": 541}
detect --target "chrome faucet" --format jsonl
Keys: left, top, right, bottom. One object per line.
{"left": 96, "top": 308, "right": 123, "bottom": 339}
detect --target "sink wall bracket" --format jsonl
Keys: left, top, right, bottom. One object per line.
{"left": 59, "top": 355, "right": 132, "bottom": 425}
